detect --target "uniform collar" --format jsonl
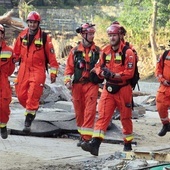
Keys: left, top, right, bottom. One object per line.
{"left": 77, "top": 42, "right": 96, "bottom": 51}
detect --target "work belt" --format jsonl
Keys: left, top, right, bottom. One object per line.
{"left": 106, "top": 81, "right": 128, "bottom": 94}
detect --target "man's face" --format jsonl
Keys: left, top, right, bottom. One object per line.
{"left": 108, "top": 33, "right": 120, "bottom": 46}
{"left": 82, "top": 32, "right": 95, "bottom": 43}
{"left": 27, "top": 20, "right": 39, "bottom": 31}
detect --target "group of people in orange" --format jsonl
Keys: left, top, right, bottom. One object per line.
{"left": 0, "top": 11, "right": 169, "bottom": 157}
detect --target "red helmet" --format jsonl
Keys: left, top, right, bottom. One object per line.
{"left": 120, "top": 26, "right": 127, "bottom": 35}
{"left": 81, "top": 23, "right": 95, "bottom": 33}
{"left": 110, "top": 21, "right": 127, "bottom": 36}
{"left": 0, "top": 24, "right": 4, "bottom": 33}
{"left": 111, "top": 21, "right": 127, "bottom": 36}
{"left": 26, "top": 11, "right": 41, "bottom": 22}
{"left": 111, "top": 21, "right": 120, "bottom": 25}
{"left": 107, "top": 25, "right": 121, "bottom": 34}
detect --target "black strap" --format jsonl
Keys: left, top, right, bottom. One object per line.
{"left": 121, "top": 45, "right": 130, "bottom": 65}
{"left": 162, "top": 50, "right": 169, "bottom": 68}
{"left": 42, "top": 31, "right": 48, "bottom": 73}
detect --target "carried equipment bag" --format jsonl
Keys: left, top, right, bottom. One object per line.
{"left": 122, "top": 44, "right": 140, "bottom": 90}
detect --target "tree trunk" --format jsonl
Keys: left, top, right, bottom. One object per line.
{"left": 0, "top": 10, "right": 24, "bottom": 28}
{"left": 150, "top": 0, "right": 158, "bottom": 67}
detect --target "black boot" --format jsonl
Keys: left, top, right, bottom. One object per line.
{"left": 23, "top": 114, "right": 35, "bottom": 133}
{"left": 81, "top": 137, "right": 102, "bottom": 156}
{"left": 77, "top": 137, "right": 84, "bottom": 147}
{"left": 123, "top": 142, "right": 132, "bottom": 151}
{"left": 1, "top": 126, "right": 8, "bottom": 139}
{"left": 158, "top": 123, "right": 170, "bottom": 136}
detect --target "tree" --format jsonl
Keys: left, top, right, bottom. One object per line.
{"left": 150, "top": 0, "right": 158, "bottom": 66}
{"left": 118, "top": 0, "right": 170, "bottom": 69}
{"left": 0, "top": 10, "right": 24, "bottom": 28}
{"left": 18, "top": 0, "right": 35, "bottom": 21}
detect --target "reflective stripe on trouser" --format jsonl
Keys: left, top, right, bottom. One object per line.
{"left": 92, "top": 129, "right": 134, "bottom": 142}
{"left": 0, "top": 123, "right": 7, "bottom": 128}
{"left": 77, "top": 126, "right": 81, "bottom": 133}
{"left": 72, "top": 83, "right": 98, "bottom": 140}
{"left": 156, "top": 91, "right": 170, "bottom": 124}
{"left": 92, "top": 130, "right": 105, "bottom": 139}
{"left": 79, "top": 127, "right": 94, "bottom": 137}
{"left": 24, "top": 110, "right": 36, "bottom": 116}
{"left": 123, "top": 134, "right": 134, "bottom": 143}
{"left": 77, "top": 127, "right": 94, "bottom": 140}
{"left": 93, "top": 85, "right": 133, "bottom": 142}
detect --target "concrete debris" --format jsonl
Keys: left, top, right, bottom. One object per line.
{"left": 112, "top": 105, "right": 146, "bottom": 120}
{"left": 142, "top": 95, "right": 156, "bottom": 106}
{"left": 6, "top": 69, "right": 169, "bottom": 170}
{"left": 125, "top": 159, "right": 148, "bottom": 170}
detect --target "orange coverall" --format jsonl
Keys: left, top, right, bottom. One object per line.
{"left": 64, "top": 42, "right": 99, "bottom": 140}
{"left": 0, "top": 41, "right": 15, "bottom": 127}
{"left": 13, "top": 28, "right": 59, "bottom": 115}
{"left": 155, "top": 51, "right": 170, "bottom": 125}
{"left": 93, "top": 41, "right": 135, "bottom": 143}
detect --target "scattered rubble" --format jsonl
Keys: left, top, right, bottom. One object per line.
{"left": 7, "top": 64, "right": 170, "bottom": 170}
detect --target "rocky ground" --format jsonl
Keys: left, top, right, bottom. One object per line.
{"left": 1, "top": 74, "right": 170, "bottom": 170}
{"left": 1, "top": 111, "right": 169, "bottom": 170}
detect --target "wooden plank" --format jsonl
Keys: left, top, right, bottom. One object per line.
{"left": 124, "top": 150, "right": 170, "bottom": 162}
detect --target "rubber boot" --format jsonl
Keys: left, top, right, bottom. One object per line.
{"left": 1, "top": 126, "right": 8, "bottom": 139}
{"left": 77, "top": 137, "right": 84, "bottom": 147}
{"left": 81, "top": 137, "right": 102, "bottom": 156}
{"left": 23, "top": 114, "right": 35, "bottom": 133}
{"left": 158, "top": 123, "right": 170, "bottom": 136}
{"left": 123, "top": 142, "right": 132, "bottom": 151}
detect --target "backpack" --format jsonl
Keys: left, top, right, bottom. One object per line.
{"left": 122, "top": 44, "right": 140, "bottom": 90}
{"left": 162, "top": 50, "right": 169, "bottom": 67}
{"left": 42, "top": 32, "right": 48, "bottom": 72}
{"left": 20, "top": 31, "right": 49, "bottom": 73}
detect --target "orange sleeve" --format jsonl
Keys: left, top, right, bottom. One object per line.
{"left": 94, "top": 51, "right": 106, "bottom": 78}
{"left": 155, "top": 54, "right": 165, "bottom": 83}
{"left": 8, "top": 53, "right": 15, "bottom": 76}
{"left": 64, "top": 48, "right": 75, "bottom": 76}
{"left": 13, "top": 34, "right": 22, "bottom": 61}
{"left": 45, "top": 35, "right": 59, "bottom": 70}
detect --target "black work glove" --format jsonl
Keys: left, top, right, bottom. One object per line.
{"left": 102, "top": 67, "right": 115, "bottom": 79}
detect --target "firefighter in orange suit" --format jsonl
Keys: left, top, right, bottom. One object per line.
{"left": 64, "top": 23, "right": 103, "bottom": 147}
{"left": 0, "top": 24, "right": 15, "bottom": 139}
{"left": 155, "top": 50, "right": 170, "bottom": 136}
{"left": 81, "top": 24, "right": 136, "bottom": 156}
{"left": 13, "top": 11, "right": 59, "bottom": 132}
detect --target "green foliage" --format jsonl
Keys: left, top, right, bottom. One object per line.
{"left": 94, "top": 15, "right": 111, "bottom": 31}
{"left": 157, "top": 0, "right": 170, "bottom": 27}
{"left": 11, "top": 0, "right": 119, "bottom": 7}
{"left": 0, "top": 6, "right": 7, "bottom": 15}
{"left": 18, "top": 1, "right": 36, "bottom": 21}
{"left": 11, "top": 0, "right": 19, "bottom": 7}
{"left": 118, "top": 0, "right": 152, "bottom": 34}
{"left": 93, "top": 15, "right": 112, "bottom": 44}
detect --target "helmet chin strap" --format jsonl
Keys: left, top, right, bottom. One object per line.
{"left": 29, "top": 27, "right": 39, "bottom": 35}
{"left": 82, "top": 33, "right": 93, "bottom": 46}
